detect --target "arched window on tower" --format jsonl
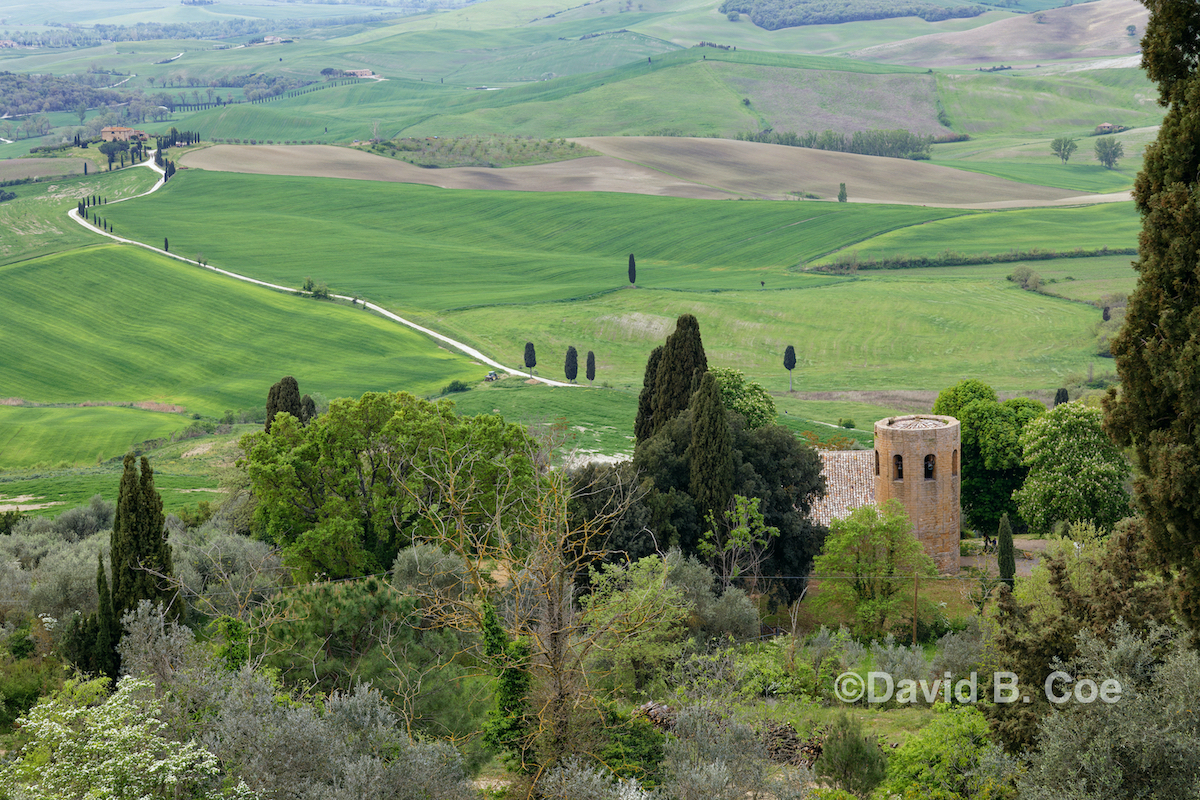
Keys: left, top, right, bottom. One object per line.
{"left": 893, "top": 454, "right": 903, "bottom": 480}
{"left": 952, "top": 449, "right": 959, "bottom": 476}
{"left": 875, "top": 450, "right": 880, "bottom": 476}
{"left": 924, "top": 454, "right": 936, "bottom": 480}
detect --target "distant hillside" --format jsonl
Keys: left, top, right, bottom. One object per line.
{"left": 718, "top": 0, "right": 987, "bottom": 31}
{"left": 850, "top": 0, "right": 1147, "bottom": 66}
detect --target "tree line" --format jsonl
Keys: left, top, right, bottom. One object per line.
{"left": 735, "top": 128, "right": 934, "bottom": 160}
{"left": 717, "top": 0, "right": 986, "bottom": 30}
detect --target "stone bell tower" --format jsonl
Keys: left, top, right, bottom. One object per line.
{"left": 873, "top": 414, "right": 961, "bottom": 574}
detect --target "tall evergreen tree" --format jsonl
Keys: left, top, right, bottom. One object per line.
{"left": 688, "top": 372, "right": 734, "bottom": 525}
{"left": 634, "top": 346, "right": 663, "bottom": 444}
{"left": 651, "top": 314, "right": 708, "bottom": 436}
{"left": 997, "top": 513, "right": 1015, "bottom": 589}
{"left": 265, "top": 376, "right": 302, "bottom": 432}
{"left": 784, "top": 345, "right": 797, "bottom": 392}
{"left": 300, "top": 393, "right": 317, "bottom": 424}
{"left": 1104, "top": 0, "right": 1200, "bottom": 635}
{"left": 586, "top": 350, "right": 596, "bottom": 384}
{"left": 1054, "top": 387, "right": 1069, "bottom": 406}
{"left": 163, "top": 236, "right": 168, "bottom": 251}
{"left": 523, "top": 342, "right": 537, "bottom": 378}
{"left": 95, "top": 554, "right": 119, "bottom": 678}
{"left": 564, "top": 346, "right": 578, "bottom": 383}
{"left": 628, "top": 253, "right": 636, "bottom": 286}
{"left": 110, "top": 454, "right": 173, "bottom": 620}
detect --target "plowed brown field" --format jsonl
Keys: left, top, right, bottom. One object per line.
{"left": 181, "top": 139, "right": 1129, "bottom": 209}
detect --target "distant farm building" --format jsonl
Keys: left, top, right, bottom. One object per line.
{"left": 812, "top": 415, "right": 962, "bottom": 574}
{"left": 344, "top": 69, "right": 375, "bottom": 78}
{"left": 101, "top": 126, "right": 148, "bottom": 142}
{"left": 0, "top": 40, "right": 17, "bottom": 48}
{"left": 263, "top": 35, "right": 284, "bottom": 44}
{"left": 1095, "top": 122, "right": 1116, "bottom": 133}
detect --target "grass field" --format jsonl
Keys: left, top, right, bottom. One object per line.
{"left": 441, "top": 274, "right": 1107, "bottom": 392}
{"left": 0, "top": 243, "right": 485, "bottom": 416}
{"left": 815, "top": 202, "right": 1139, "bottom": 266}
{"left": 0, "top": 406, "right": 196, "bottom": 469}
{"left": 0, "top": 166, "right": 159, "bottom": 266}
{"left": 102, "top": 170, "right": 963, "bottom": 310}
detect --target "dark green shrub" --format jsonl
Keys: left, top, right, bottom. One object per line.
{"left": 441, "top": 380, "right": 471, "bottom": 394}
{"left": 816, "top": 712, "right": 887, "bottom": 797}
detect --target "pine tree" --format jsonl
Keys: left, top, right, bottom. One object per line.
{"left": 997, "top": 513, "right": 1015, "bottom": 589}
{"left": 628, "top": 253, "right": 636, "bottom": 286}
{"left": 523, "top": 342, "right": 537, "bottom": 377}
{"left": 110, "top": 454, "right": 173, "bottom": 620}
{"left": 688, "top": 371, "right": 733, "bottom": 524}
{"left": 634, "top": 346, "right": 662, "bottom": 444}
{"left": 1054, "top": 387, "right": 1069, "bottom": 406}
{"left": 586, "top": 350, "right": 596, "bottom": 384}
{"left": 651, "top": 314, "right": 708, "bottom": 436}
{"left": 564, "top": 346, "right": 578, "bottom": 383}
{"left": 1104, "top": 0, "right": 1200, "bottom": 635}
{"left": 95, "top": 554, "right": 119, "bottom": 678}
{"left": 784, "top": 345, "right": 797, "bottom": 392}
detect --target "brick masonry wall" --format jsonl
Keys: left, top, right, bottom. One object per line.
{"left": 874, "top": 415, "right": 961, "bottom": 574}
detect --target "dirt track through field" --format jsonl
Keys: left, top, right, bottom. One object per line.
{"left": 182, "top": 140, "right": 1130, "bottom": 209}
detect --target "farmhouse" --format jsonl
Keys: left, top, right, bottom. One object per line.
{"left": 100, "top": 126, "right": 147, "bottom": 142}
{"left": 344, "top": 69, "right": 375, "bottom": 78}
{"left": 811, "top": 415, "right": 961, "bottom": 573}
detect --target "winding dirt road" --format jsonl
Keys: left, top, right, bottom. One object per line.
{"left": 67, "top": 153, "right": 575, "bottom": 388}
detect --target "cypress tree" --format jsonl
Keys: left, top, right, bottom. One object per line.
{"left": 628, "top": 253, "right": 636, "bottom": 286}
{"left": 1104, "top": 0, "right": 1200, "bottom": 635}
{"left": 784, "top": 345, "right": 797, "bottom": 392}
{"left": 95, "top": 554, "right": 119, "bottom": 679}
{"left": 564, "top": 346, "right": 578, "bottom": 383}
{"left": 1054, "top": 387, "right": 1069, "bottom": 406}
{"left": 634, "top": 346, "right": 663, "bottom": 444}
{"left": 110, "top": 454, "right": 173, "bottom": 620}
{"left": 265, "top": 376, "right": 302, "bottom": 432}
{"left": 586, "top": 350, "right": 596, "bottom": 384}
{"left": 523, "top": 342, "right": 536, "bottom": 378}
{"left": 164, "top": 237, "right": 169, "bottom": 251}
{"left": 300, "top": 394, "right": 317, "bottom": 424}
{"left": 651, "top": 314, "right": 708, "bottom": 435}
{"left": 688, "top": 372, "right": 734, "bottom": 525}
{"left": 997, "top": 513, "right": 1015, "bottom": 589}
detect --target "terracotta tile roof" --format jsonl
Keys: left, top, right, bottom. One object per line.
{"left": 811, "top": 450, "right": 875, "bottom": 527}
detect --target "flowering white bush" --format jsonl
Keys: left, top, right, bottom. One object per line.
{"left": 1013, "top": 402, "right": 1131, "bottom": 535}
{"left": 2, "top": 675, "right": 257, "bottom": 800}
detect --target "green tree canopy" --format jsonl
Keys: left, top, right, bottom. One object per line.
{"left": 783, "top": 345, "right": 796, "bottom": 392}
{"left": 811, "top": 500, "right": 936, "bottom": 638}
{"left": 1104, "top": 0, "right": 1200, "bottom": 636}
{"left": 1050, "top": 136, "right": 1078, "bottom": 163}
{"left": 265, "top": 375, "right": 302, "bottom": 432}
{"left": 710, "top": 367, "right": 777, "bottom": 429}
{"left": 937, "top": 381, "right": 1046, "bottom": 532}
{"left": 1015, "top": 402, "right": 1130, "bottom": 535}
{"left": 650, "top": 314, "right": 708, "bottom": 436}
{"left": 1094, "top": 136, "right": 1124, "bottom": 169}
{"left": 110, "top": 454, "right": 173, "bottom": 620}
{"left": 241, "top": 391, "right": 538, "bottom": 580}
{"left": 564, "top": 346, "right": 578, "bottom": 383}
{"left": 688, "top": 372, "right": 734, "bottom": 524}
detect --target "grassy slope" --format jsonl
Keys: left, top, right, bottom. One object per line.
{"left": 103, "top": 170, "right": 961, "bottom": 311}
{"left": 0, "top": 243, "right": 484, "bottom": 416}
{"left": 0, "top": 406, "right": 195, "bottom": 469}
{"left": 815, "top": 202, "right": 1139, "bottom": 264}
{"left": 102, "top": 171, "right": 1114, "bottom": 392}
{"left": 0, "top": 167, "right": 159, "bottom": 265}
